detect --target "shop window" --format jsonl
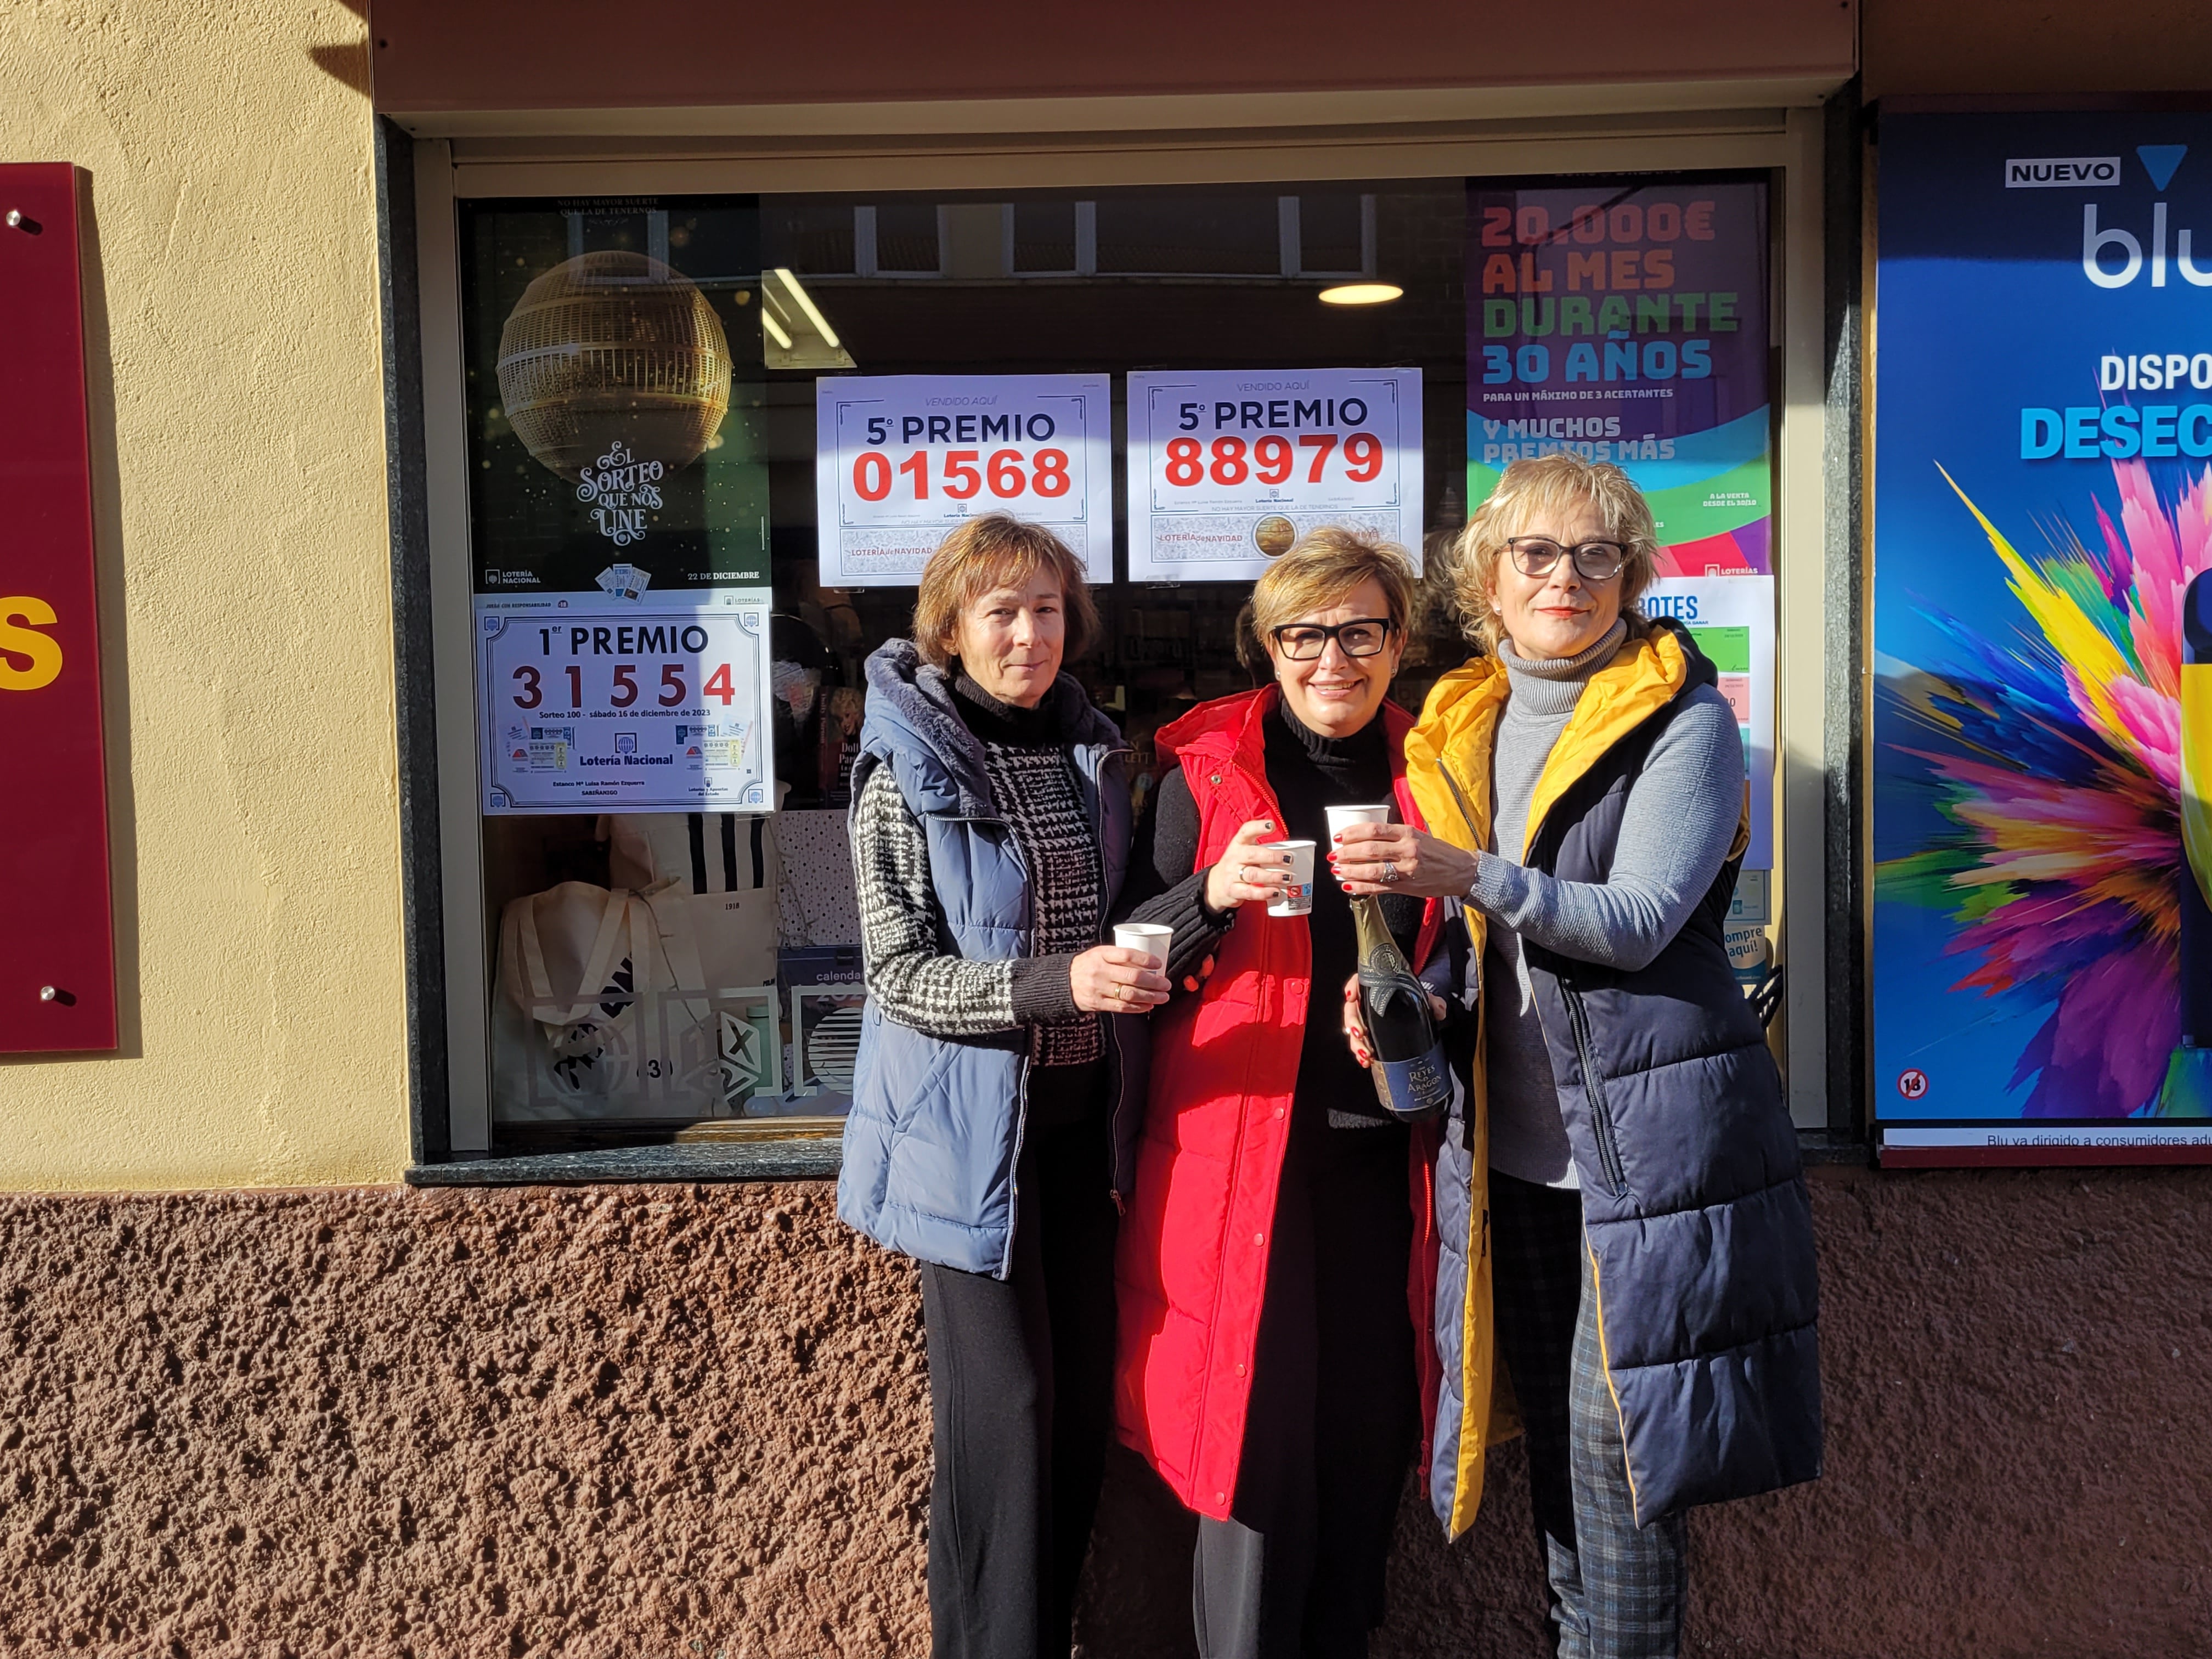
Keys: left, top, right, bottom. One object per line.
{"left": 445, "top": 178, "right": 1506, "bottom": 1158}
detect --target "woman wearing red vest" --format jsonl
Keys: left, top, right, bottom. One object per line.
{"left": 1112, "top": 529, "right": 1450, "bottom": 1659}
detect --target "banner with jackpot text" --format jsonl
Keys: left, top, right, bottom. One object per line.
{"left": 1872, "top": 111, "right": 2212, "bottom": 1160}
{"left": 1466, "top": 178, "right": 1771, "bottom": 575}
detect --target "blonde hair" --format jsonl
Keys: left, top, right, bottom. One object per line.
{"left": 912, "top": 514, "right": 1099, "bottom": 670}
{"left": 1248, "top": 526, "right": 1418, "bottom": 660}
{"left": 1449, "top": 454, "right": 1659, "bottom": 652}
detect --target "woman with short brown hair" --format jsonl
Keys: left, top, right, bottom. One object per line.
{"left": 840, "top": 514, "right": 1165, "bottom": 1659}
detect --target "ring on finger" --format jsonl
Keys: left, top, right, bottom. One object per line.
{"left": 1381, "top": 860, "right": 1401, "bottom": 883}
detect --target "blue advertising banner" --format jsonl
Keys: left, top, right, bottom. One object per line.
{"left": 1872, "top": 111, "right": 2212, "bottom": 1161}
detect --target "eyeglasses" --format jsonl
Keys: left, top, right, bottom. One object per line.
{"left": 1270, "top": 618, "right": 1396, "bottom": 661}
{"left": 1505, "top": 538, "right": 1629, "bottom": 582}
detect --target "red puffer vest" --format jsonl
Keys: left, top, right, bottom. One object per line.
{"left": 1112, "top": 686, "right": 1447, "bottom": 1520}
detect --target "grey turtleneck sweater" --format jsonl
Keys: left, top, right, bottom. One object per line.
{"left": 1475, "top": 620, "right": 1745, "bottom": 1189}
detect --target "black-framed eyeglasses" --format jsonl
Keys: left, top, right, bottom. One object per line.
{"left": 1270, "top": 618, "right": 1396, "bottom": 661}
{"left": 1506, "top": 538, "right": 1629, "bottom": 582}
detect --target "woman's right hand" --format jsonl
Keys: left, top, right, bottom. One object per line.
{"left": 1070, "top": 946, "right": 1172, "bottom": 1014}
{"left": 1204, "top": 819, "right": 1293, "bottom": 912}
{"left": 1342, "top": 974, "right": 1449, "bottom": 1066}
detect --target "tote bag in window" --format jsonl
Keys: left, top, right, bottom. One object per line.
{"left": 490, "top": 879, "right": 770, "bottom": 1122}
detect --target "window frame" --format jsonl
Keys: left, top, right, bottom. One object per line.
{"left": 403, "top": 103, "right": 1835, "bottom": 1165}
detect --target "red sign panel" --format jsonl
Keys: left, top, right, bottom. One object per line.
{"left": 1, "top": 165, "right": 115, "bottom": 1051}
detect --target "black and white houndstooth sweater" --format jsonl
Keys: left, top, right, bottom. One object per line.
{"left": 851, "top": 672, "right": 1104, "bottom": 1074}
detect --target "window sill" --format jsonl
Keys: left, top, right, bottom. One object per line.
{"left": 405, "top": 1138, "right": 842, "bottom": 1187}
{"left": 1798, "top": 1128, "right": 1872, "bottom": 1167}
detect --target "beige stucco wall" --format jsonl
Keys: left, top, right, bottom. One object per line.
{"left": 0, "top": 2, "right": 408, "bottom": 1189}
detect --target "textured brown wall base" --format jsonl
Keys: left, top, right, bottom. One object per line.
{"left": 0, "top": 1167, "right": 2204, "bottom": 1657}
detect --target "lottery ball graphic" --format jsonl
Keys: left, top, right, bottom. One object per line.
{"left": 1254, "top": 515, "right": 1297, "bottom": 557}
{"left": 496, "top": 252, "right": 732, "bottom": 482}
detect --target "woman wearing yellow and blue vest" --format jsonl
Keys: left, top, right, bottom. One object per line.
{"left": 1333, "top": 453, "right": 1821, "bottom": 1659}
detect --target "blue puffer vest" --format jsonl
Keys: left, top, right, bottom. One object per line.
{"left": 1407, "top": 618, "right": 1821, "bottom": 1533}
{"left": 1520, "top": 625, "right": 1821, "bottom": 1523}
{"left": 836, "top": 640, "right": 1147, "bottom": 1280}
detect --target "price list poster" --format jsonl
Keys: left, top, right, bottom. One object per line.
{"left": 1465, "top": 177, "right": 1771, "bottom": 575}
{"left": 1871, "top": 112, "right": 2212, "bottom": 1159}
{"left": 460, "top": 198, "right": 776, "bottom": 815}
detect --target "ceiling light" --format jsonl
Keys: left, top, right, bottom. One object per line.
{"left": 1318, "top": 282, "right": 1403, "bottom": 306}
{"left": 759, "top": 308, "right": 793, "bottom": 350}
{"left": 772, "top": 268, "right": 841, "bottom": 348}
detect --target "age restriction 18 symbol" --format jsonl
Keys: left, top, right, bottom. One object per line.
{"left": 1896, "top": 1068, "right": 1929, "bottom": 1101}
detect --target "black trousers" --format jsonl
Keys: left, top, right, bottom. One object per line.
{"left": 917, "top": 1113, "right": 1120, "bottom": 1659}
{"left": 1191, "top": 1118, "right": 1419, "bottom": 1659}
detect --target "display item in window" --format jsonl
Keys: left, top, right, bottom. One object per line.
{"left": 496, "top": 251, "right": 732, "bottom": 484}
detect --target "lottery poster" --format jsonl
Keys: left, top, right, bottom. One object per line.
{"left": 815, "top": 374, "right": 1114, "bottom": 585}
{"left": 476, "top": 589, "right": 775, "bottom": 814}
{"left": 1126, "top": 368, "right": 1424, "bottom": 582}
{"left": 1872, "top": 111, "right": 2212, "bottom": 1160}
{"left": 1644, "top": 575, "right": 1774, "bottom": 870}
{"left": 459, "top": 197, "right": 778, "bottom": 817}
{"left": 1466, "top": 178, "right": 1771, "bottom": 575}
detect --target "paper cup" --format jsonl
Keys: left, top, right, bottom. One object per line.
{"left": 1325, "top": 803, "right": 1393, "bottom": 845}
{"left": 1113, "top": 922, "right": 1175, "bottom": 968}
{"left": 1266, "top": 839, "right": 1317, "bottom": 917}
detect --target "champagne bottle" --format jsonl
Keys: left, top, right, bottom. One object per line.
{"left": 1350, "top": 893, "right": 1452, "bottom": 1118}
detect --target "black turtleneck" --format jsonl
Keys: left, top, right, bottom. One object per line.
{"left": 1117, "top": 696, "right": 1423, "bottom": 1129}
{"left": 951, "top": 670, "right": 1062, "bottom": 746}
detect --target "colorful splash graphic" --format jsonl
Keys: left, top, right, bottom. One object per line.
{"left": 1875, "top": 461, "right": 2212, "bottom": 1119}
{"left": 1464, "top": 178, "right": 1770, "bottom": 574}
{"left": 1872, "top": 109, "right": 2212, "bottom": 1154}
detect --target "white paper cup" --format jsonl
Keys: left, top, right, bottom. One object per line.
{"left": 1265, "top": 839, "right": 1317, "bottom": 917}
{"left": 1325, "top": 803, "right": 1393, "bottom": 845}
{"left": 1113, "top": 922, "right": 1175, "bottom": 968}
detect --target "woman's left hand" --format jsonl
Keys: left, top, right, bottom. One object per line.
{"left": 1330, "top": 822, "right": 1481, "bottom": 899}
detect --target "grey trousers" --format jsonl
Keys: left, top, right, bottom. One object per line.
{"left": 1489, "top": 1171, "right": 1688, "bottom": 1659}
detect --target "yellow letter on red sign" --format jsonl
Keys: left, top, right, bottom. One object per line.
{"left": 0, "top": 597, "right": 64, "bottom": 690}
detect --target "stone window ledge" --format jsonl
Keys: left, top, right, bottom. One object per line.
{"left": 405, "top": 1138, "right": 840, "bottom": 1187}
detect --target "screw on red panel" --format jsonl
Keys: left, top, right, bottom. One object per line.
{"left": 5, "top": 209, "right": 41, "bottom": 234}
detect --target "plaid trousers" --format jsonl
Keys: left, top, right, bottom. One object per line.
{"left": 1488, "top": 1171, "right": 1688, "bottom": 1659}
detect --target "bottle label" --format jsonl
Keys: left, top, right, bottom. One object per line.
{"left": 1372, "top": 1041, "right": 1452, "bottom": 1118}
